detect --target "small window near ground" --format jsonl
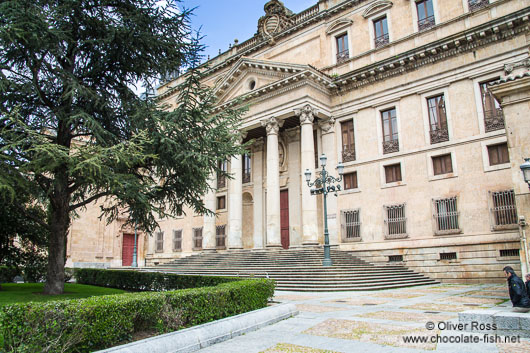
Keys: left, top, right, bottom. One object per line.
{"left": 388, "top": 255, "right": 403, "bottom": 262}
{"left": 500, "top": 249, "right": 519, "bottom": 257}
{"left": 440, "top": 252, "right": 457, "bottom": 260}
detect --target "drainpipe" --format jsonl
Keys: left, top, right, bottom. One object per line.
{"left": 519, "top": 216, "right": 529, "bottom": 277}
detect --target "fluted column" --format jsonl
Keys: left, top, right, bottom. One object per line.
{"left": 228, "top": 139, "right": 243, "bottom": 249}
{"left": 203, "top": 173, "right": 217, "bottom": 251}
{"left": 252, "top": 138, "right": 265, "bottom": 249}
{"left": 261, "top": 117, "right": 284, "bottom": 247}
{"left": 296, "top": 104, "right": 319, "bottom": 246}
{"left": 319, "top": 117, "right": 338, "bottom": 244}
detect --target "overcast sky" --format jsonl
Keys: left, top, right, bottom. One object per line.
{"left": 182, "top": 0, "right": 318, "bottom": 61}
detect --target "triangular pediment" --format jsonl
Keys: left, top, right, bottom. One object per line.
{"left": 214, "top": 58, "right": 309, "bottom": 104}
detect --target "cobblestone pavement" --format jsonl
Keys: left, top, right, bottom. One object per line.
{"left": 198, "top": 283, "right": 530, "bottom": 353}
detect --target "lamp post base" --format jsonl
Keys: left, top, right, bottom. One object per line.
{"left": 323, "top": 244, "right": 333, "bottom": 267}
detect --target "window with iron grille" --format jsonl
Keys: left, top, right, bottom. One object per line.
{"left": 343, "top": 172, "right": 358, "bottom": 190}
{"left": 440, "top": 252, "right": 457, "bottom": 260}
{"left": 217, "top": 195, "right": 226, "bottom": 210}
{"left": 341, "top": 209, "right": 361, "bottom": 242}
{"left": 490, "top": 190, "right": 518, "bottom": 229}
{"left": 432, "top": 154, "right": 453, "bottom": 176}
{"left": 242, "top": 154, "right": 251, "bottom": 184}
{"left": 479, "top": 79, "right": 504, "bottom": 132}
{"left": 216, "top": 225, "right": 226, "bottom": 249}
{"left": 427, "top": 94, "right": 449, "bottom": 144}
{"left": 341, "top": 120, "right": 356, "bottom": 162}
{"left": 469, "top": 0, "right": 489, "bottom": 12}
{"left": 417, "top": 0, "right": 435, "bottom": 31}
{"left": 388, "top": 255, "right": 403, "bottom": 262}
{"left": 487, "top": 143, "right": 509, "bottom": 166}
{"left": 173, "top": 230, "right": 182, "bottom": 252}
{"left": 373, "top": 16, "right": 389, "bottom": 48}
{"left": 193, "top": 228, "right": 203, "bottom": 250}
{"left": 217, "top": 160, "right": 227, "bottom": 189}
{"left": 384, "top": 204, "right": 407, "bottom": 239}
{"left": 381, "top": 108, "right": 399, "bottom": 154}
{"left": 155, "top": 231, "right": 164, "bottom": 253}
{"left": 384, "top": 163, "right": 402, "bottom": 183}
{"left": 500, "top": 249, "right": 520, "bottom": 257}
{"left": 336, "top": 33, "right": 349, "bottom": 64}
{"left": 433, "top": 197, "right": 460, "bottom": 234}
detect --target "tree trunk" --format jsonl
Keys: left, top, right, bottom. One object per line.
{"left": 44, "top": 175, "right": 71, "bottom": 295}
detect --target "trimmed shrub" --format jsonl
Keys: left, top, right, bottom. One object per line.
{"left": 0, "top": 278, "right": 275, "bottom": 353}
{"left": 75, "top": 268, "right": 239, "bottom": 291}
{"left": 0, "top": 266, "right": 20, "bottom": 284}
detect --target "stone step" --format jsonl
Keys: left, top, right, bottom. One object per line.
{"left": 276, "top": 280, "right": 438, "bottom": 292}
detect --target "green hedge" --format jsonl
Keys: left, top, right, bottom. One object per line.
{"left": 0, "top": 266, "right": 20, "bottom": 284}
{"left": 0, "top": 278, "right": 275, "bottom": 353}
{"left": 75, "top": 268, "right": 240, "bottom": 291}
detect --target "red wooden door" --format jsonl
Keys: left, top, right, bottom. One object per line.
{"left": 122, "top": 233, "right": 136, "bottom": 267}
{"left": 280, "top": 190, "right": 290, "bottom": 249}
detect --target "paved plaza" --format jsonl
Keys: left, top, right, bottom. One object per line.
{"left": 198, "top": 283, "right": 530, "bottom": 353}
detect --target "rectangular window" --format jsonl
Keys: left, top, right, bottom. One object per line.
{"left": 427, "top": 94, "right": 449, "bottom": 144}
{"left": 217, "top": 160, "right": 227, "bottom": 189}
{"left": 336, "top": 33, "right": 349, "bottom": 63}
{"left": 433, "top": 197, "right": 460, "bottom": 234}
{"left": 469, "top": 0, "right": 489, "bottom": 12}
{"left": 490, "top": 190, "right": 518, "bottom": 228}
{"left": 155, "top": 232, "right": 164, "bottom": 253}
{"left": 417, "top": 0, "right": 435, "bottom": 31}
{"left": 381, "top": 108, "right": 399, "bottom": 154}
{"left": 373, "top": 16, "right": 389, "bottom": 48}
{"left": 384, "top": 204, "right": 407, "bottom": 239}
{"left": 217, "top": 195, "right": 226, "bottom": 210}
{"left": 341, "top": 120, "right": 356, "bottom": 162}
{"left": 487, "top": 143, "right": 509, "bottom": 166}
{"left": 341, "top": 209, "right": 361, "bottom": 242}
{"left": 500, "top": 249, "right": 520, "bottom": 257}
{"left": 480, "top": 80, "right": 504, "bottom": 132}
{"left": 343, "top": 172, "right": 358, "bottom": 190}
{"left": 432, "top": 154, "right": 453, "bottom": 176}
{"left": 440, "top": 252, "right": 457, "bottom": 260}
{"left": 216, "top": 225, "right": 226, "bottom": 249}
{"left": 388, "top": 255, "right": 403, "bottom": 262}
{"left": 173, "top": 230, "right": 182, "bottom": 251}
{"left": 384, "top": 163, "right": 402, "bottom": 183}
{"left": 193, "top": 228, "right": 203, "bottom": 250}
{"left": 242, "top": 154, "right": 251, "bottom": 183}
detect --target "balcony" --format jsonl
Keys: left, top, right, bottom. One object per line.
{"left": 242, "top": 171, "right": 251, "bottom": 184}
{"left": 336, "top": 49, "right": 349, "bottom": 64}
{"left": 418, "top": 15, "right": 435, "bottom": 31}
{"left": 217, "top": 175, "right": 226, "bottom": 189}
{"left": 468, "top": 0, "right": 489, "bottom": 12}
{"left": 374, "top": 33, "right": 389, "bottom": 48}
{"left": 382, "top": 139, "right": 399, "bottom": 154}
{"left": 484, "top": 108, "right": 505, "bottom": 132}
{"left": 342, "top": 147, "right": 356, "bottom": 163}
{"left": 430, "top": 128, "right": 449, "bottom": 144}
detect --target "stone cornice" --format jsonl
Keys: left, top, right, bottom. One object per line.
{"left": 332, "top": 8, "right": 530, "bottom": 93}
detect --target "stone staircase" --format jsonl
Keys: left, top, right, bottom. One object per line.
{"left": 145, "top": 248, "right": 438, "bottom": 291}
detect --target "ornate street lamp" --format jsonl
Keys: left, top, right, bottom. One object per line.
{"left": 305, "top": 154, "right": 344, "bottom": 267}
{"left": 132, "top": 222, "right": 138, "bottom": 268}
{"left": 521, "top": 158, "right": 530, "bottom": 190}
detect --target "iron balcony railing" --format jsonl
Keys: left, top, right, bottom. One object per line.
{"left": 418, "top": 15, "right": 435, "bottom": 31}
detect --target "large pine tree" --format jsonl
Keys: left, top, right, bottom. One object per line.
{"left": 0, "top": 0, "right": 244, "bottom": 294}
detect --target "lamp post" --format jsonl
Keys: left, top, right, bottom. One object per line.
{"left": 305, "top": 154, "right": 344, "bottom": 267}
{"left": 521, "top": 158, "right": 530, "bottom": 190}
{"left": 132, "top": 222, "right": 138, "bottom": 268}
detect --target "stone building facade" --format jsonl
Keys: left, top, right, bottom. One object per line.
{"left": 67, "top": 0, "right": 530, "bottom": 283}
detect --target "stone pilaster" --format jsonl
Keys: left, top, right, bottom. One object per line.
{"left": 252, "top": 138, "right": 265, "bottom": 249}
{"left": 203, "top": 173, "right": 217, "bottom": 251}
{"left": 261, "top": 117, "right": 284, "bottom": 247}
{"left": 319, "top": 117, "right": 338, "bottom": 245}
{"left": 296, "top": 104, "right": 320, "bottom": 246}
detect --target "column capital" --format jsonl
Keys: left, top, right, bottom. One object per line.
{"left": 319, "top": 117, "right": 336, "bottom": 135}
{"left": 295, "top": 104, "right": 318, "bottom": 125}
{"left": 252, "top": 137, "right": 265, "bottom": 152}
{"left": 261, "top": 117, "right": 284, "bottom": 135}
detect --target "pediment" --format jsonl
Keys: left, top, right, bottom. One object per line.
{"left": 214, "top": 58, "right": 309, "bottom": 104}
{"left": 326, "top": 18, "right": 353, "bottom": 35}
{"left": 362, "top": 1, "right": 393, "bottom": 18}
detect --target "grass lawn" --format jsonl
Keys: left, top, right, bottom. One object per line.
{"left": 0, "top": 283, "right": 126, "bottom": 306}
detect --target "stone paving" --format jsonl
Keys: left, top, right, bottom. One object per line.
{"left": 197, "top": 283, "right": 529, "bottom": 353}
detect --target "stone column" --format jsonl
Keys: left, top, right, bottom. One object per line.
{"left": 261, "top": 117, "right": 284, "bottom": 247}
{"left": 228, "top": 145, "right": 243, "bottom": 249}
{"left": 296, "top": 104, "right": 319, "bottom": 246}
{"left": 252, "top": 138, "right": 265, "bottom": 249}
{"left": 203, "top": 173, "right": 217, "bottom": 251}
{"left": 319, "top": 117, "right": 338, "bottom": 244}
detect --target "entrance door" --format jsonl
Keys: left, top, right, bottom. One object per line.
{"left": 122, "top": 233, "right": 136, "bottom": 267}
{"left": 280, "top": 190, "right": 290, "bottom": 249}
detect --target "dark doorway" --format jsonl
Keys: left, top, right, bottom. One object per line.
{"left": 122, "top": 233, "right": 136, "bottom": 267}
{"left": 280, "top": 190, "right": 290, "bottom": 249}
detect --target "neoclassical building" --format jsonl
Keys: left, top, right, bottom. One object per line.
{"left": 67, "top": 0, "right": 530, "bottom": 283}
